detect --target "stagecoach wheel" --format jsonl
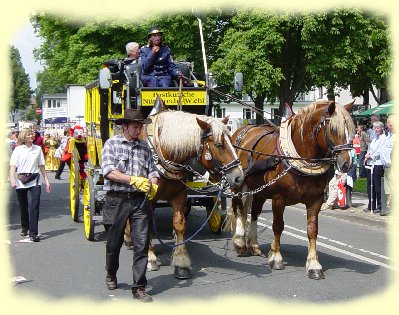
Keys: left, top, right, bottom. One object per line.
{"left": 206, "top": 196, "right": 226, "bottom": 234}
{"left": 83, "top": 176, "right": 95, "bottom": 241}
{"left": 69, "top": 149, "right": 81, "bottom": 222}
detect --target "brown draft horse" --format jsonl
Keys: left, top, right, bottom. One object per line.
{"left": 226, "top": 100, "right": 355, "bottom": 280}
{"left": 126, "top": 100, "right": 244, "bottom": 279}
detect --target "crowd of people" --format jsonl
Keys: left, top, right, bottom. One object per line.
{"left": 7, "top": 127, "right": 77, "bottom": 178}
{"left": 322, "top": 113, "right": 395, "bottom": 216}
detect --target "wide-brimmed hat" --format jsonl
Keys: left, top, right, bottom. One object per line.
{"left": 115, "top": 109, "right": 152, "bottom": 125}
{"left": 147, "top": 26, "right": 163, "bottom": 38}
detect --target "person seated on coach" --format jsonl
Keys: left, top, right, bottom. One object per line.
{"left": 140, "top": 26, "right": 184, "bottom": 87}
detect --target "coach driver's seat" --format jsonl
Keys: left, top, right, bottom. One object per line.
{"left": 125, "top": 59, "right": 142, "bottom": 97}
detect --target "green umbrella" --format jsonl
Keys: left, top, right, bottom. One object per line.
{"left": 356, "top": 101, "right": 394, "bottom": 117}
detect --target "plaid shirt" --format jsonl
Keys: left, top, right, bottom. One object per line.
{"left": 101, "top": 133, "right": 159, "bottom": 192}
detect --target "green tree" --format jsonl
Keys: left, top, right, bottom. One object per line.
{"left": 302, "top": 9, "right": 391, "bottom": 104}
{"left": 31, "top": 13, "right": 205, "bottom": 102}
{"left": 211, "top": 10, "right": 314, "bottom": 123}
{"left": 211, "top": 8, "right": 391, "bottom": 123}
{"left": 9, "top": 46, "right": 31, "bottom": 112}
{"left": 31, "top": 9, "right": 391, "bottom": 119}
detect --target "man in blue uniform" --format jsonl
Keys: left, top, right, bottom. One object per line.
{"left": 140, "top": 26, "right": 183, "bottom": 87}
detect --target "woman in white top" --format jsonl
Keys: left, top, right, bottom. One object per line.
{"left": 9, "top": 128, "right": 51, "bottom": 242}
{"left": 363, "top": 121, "right": 386, "bottom": 213}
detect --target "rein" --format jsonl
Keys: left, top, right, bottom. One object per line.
{"left": 151, "top": 185, "right": 224, "bottom": 248}
{"left": 232, "top": 144, "right": 336, "bottom": 163}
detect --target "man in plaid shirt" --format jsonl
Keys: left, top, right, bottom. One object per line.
{"left": 101, "top": 109, "right": 159, "bottom": 302}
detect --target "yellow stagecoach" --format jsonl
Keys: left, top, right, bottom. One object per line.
{"left": 69, "top": 58, "right": 228, "bottom": 240}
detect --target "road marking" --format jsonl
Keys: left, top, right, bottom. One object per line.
{"left": 254, "top": 217, "right": 394, "bottom": 270}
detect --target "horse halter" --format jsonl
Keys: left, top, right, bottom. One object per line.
{"left": 316, "top": 107, "right": 353, "bottom": 159}
{"left": 197, "top": 129, "right": 241, "bottom": 176}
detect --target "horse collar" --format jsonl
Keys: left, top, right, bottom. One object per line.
{"left": 279, "top": 120, "right": 331, "bottom": 175}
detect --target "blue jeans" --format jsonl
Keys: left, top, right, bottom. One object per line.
{"left": 16, "top": 185, "right": 41, "bottom": 236}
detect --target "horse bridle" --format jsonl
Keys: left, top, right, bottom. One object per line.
{"left": 316, "top": 107, "right": 353, "bottom": 160}
{"left": 197, "top": 130, "right": 241, "bottom": 176}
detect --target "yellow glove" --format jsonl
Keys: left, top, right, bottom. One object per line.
{"left": 147, "top": 184, "right": 158, "bottom": 201}
{"left": 129, "top": 176, "right": 150, "bottom": 193}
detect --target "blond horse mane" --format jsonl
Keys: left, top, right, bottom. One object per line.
{"left": 156, "top": 110, "right": 230, "bottom": 161}
{"left": 296, "top": 100, "right": 355, "bottom": 141}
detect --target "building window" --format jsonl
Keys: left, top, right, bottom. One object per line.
{"left": 243, "top": 108, "right": 255, "bottom": 119}
{"left": 47, "top": 100, "right": 51, "bottom": 108}
{"left": 215, "top": 107, "right": 226, "bottom": 118}
{"left": 271, "top": 108, "right": 279, "bottom": 119}
{"left": 318, "top": 87, "right": 323, "bottom": 99}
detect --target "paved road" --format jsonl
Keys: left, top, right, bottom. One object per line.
{"left": 3, "top": 171, "right": 393, "bottom": 306}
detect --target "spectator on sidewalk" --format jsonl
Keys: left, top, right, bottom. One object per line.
{"left": 366, "top": 114, "right": 381, "bottom": 143}
{"left": 380, "top": 115, "right": 395, "bottom": 216}
{"left": 321, "top": 170, "right": 347, "bottom": 210}
{"left": 364, "top": 121, "right": 386, "bottom": 214}
{"left": 357, "top": 125, "right": 369, "bottom": 178}
{"left": 345, "top": 149, "right": 358, "bottom": 207}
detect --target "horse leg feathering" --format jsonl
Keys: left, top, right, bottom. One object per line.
{"left": 232, "top": 185, "right": 251, "bottom": 255}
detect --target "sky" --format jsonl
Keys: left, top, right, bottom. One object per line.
{"left": 11, "top": 23, "right": 43, "bottom": 90}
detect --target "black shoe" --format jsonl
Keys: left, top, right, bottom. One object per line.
{"left": 373, "top": 209, "right": 381, "bottom": 214}
{"left": 363, "top": 208, "right": 371, "bottom": 213}
{"left": 380, "top": 211, "right": 390, "bottom": 216}
{"left": 29, "top": 235, "right": 40, "bottom": 242}
{"left": 55, "top": 175, "right": 61, "bottom": 180}
{"left": 20, "top": 229, "right": 28, "bottom": 237}
{"left": 105, "top": 275, "right": 117, "bottom": 290}
{"left": 132, "top": 287, "right": 153, "bottom": 302}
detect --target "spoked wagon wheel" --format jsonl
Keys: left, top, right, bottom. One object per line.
{"left": 83, "top": 175, "right": 95, "bottom": 241}
{"left": 206, "top": 196, "right": 226, "bottom": 234}
{"left": 70, "top": 149, "right": 81, "bottom": 222}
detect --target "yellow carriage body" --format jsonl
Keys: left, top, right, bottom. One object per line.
{"left": 75, "top": 61, "right": 224, "bottom": 240}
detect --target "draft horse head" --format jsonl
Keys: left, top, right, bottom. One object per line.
{"left": 195, "top": 117, "right": 244, "bottom": 188}
{"left": 155, "top": 110, "right": 244, "bottom": 188}
{"left": 310, "top": 100, "right": 356, "bottom": 173}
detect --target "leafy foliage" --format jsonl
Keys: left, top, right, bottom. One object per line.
{"left": 211, "top": 8, "right": 391, "bottom": 122}
{"left": 30, "top": 9, "right": 391, "bottom": 119}
{"left": 9, "top": 46, "right": 31, "bottom": 112}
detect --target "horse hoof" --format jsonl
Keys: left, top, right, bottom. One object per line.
{"left": 174, "top": 267, "right": 191, "bottom": 279}
{"left": 233, "top": 244, "right": 248, "bottom": 256}
{"left": 248, "top": 246, "right": 262, "bottom": 256}
{"left": 269, "top": 260, "right": 285, "bottom": 270}
{"left": 124, "top": 241, "right": 133, "bottom": 248}
{"left": 147, "top": 261, "right": 160, "bottom": 272}
{"left": 307, "top": 269, "right": 325, "bottom": 280}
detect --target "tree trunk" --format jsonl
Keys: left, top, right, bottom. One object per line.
{"left": 362, "top": 89, "right": 369, "bottom": 105}
{"left": 326, "top": 87, "right": 335, "bottom": 101}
